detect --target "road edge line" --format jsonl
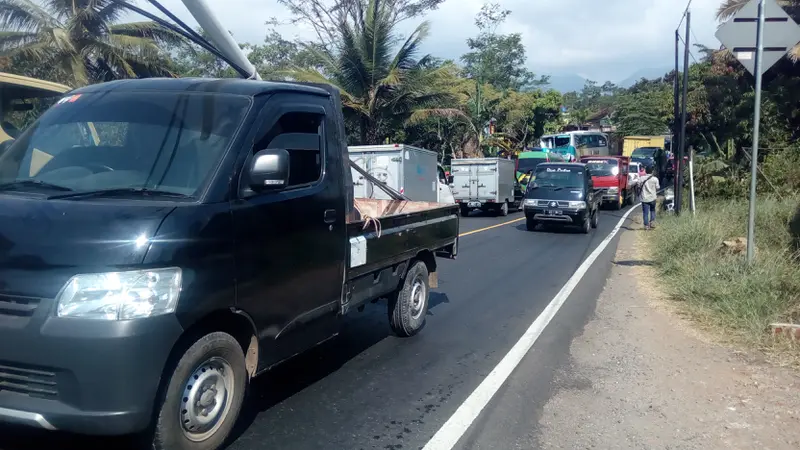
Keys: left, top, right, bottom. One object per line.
{"left": 422, "top": 204, "right": 640, "bottom": 450}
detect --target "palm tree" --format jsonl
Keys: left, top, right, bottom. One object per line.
{"left": 0, "top": 0, "right": 184, "bottom": 86}
{"left": 287, "top": 0, "right": 464, "bottom": 145}
{"left": 717, "top": 0, "right": 800, "bottom": 60}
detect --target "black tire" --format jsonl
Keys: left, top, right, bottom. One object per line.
{"left": 591, "top": 209, "right": 599, "bottom": 228}
{"left": 499, "top": 202, "right": 509, "bottom": 216}
{"left": 460, "top": 206, "right": 470, "bottom": 217}
{"left": 612, "top": 193, "right": 622, "bottom": 210}
{"left": 526, "top": 218, "right": 537, "bottom": 231}
{"left": 389, "top": 260, "right": 429, "bottom": 337}
{"left": 581, "top": 216, "right": 591, "bottom": 234}
{"left": 151, "top": 332, "right": 247, "bottom": 450}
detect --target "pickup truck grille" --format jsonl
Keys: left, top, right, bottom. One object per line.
{"left": 535, "top": 200, "right": 570, "bottom": 208}
{"left": 0, "top": 362, "right": 59, "bottom": 399}
{"left": 0, "top": 294, "right": 41, "bottom": 318}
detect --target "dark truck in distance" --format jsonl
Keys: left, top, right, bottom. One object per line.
{"left": 521, "top": 162, "right": 601, "bottom": 233}
{"left": 0, "top": 78, "right": 458, "bottom": 450}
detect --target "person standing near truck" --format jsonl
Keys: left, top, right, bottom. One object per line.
{"left": 632, "top": 165, "right": 660, "bottom": 229}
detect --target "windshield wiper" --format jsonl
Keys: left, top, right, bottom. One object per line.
{"left": 0, "top": 180, "right": 73, "bottom": 192}
{"left": 49, "top": 187, "right": 194, "bottom": 200}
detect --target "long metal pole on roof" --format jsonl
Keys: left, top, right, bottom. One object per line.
{"left": 178, "top": 0, "right": 260, "bottom": 80}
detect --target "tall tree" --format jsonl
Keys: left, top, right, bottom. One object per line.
{"left": 0, "top": 0, "right": 183, "bottom": 86}
{"left": 460, "top": 2, "right": 544, "bottom": 91}
{"left": 269, "top": 0, "right": 446, "bottom": 54}
{"left": 287, "top": 0, "right": 462, "bottom": 144}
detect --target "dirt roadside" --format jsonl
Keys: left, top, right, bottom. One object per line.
{"left": 537, "top": 228, "right": 800, "bottom": 450}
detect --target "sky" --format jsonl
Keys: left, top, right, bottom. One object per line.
{"left": 131, "top": 0, "right": 727, "bottom": 83}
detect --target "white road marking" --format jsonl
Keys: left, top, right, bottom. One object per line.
{"left": 422, "top": 205, "right": 640, "bottom": 450}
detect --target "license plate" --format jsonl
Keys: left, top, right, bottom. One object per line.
{"left": 545, "top": 209, "right": 562, "bottom": 216}
{"left": 468, "top": 201, "right": 481, "bottom": 208}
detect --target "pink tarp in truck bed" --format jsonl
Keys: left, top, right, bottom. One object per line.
{"left": 347, "top": 198, "right": 447, "bottom": 224}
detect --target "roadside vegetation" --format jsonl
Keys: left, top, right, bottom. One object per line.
{"left": 648, "top": 198, "right": 800, "bottom": 361}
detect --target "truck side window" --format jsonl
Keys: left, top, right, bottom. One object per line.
{"left": 254, "top": 111, "right": 324, "bottom": 188}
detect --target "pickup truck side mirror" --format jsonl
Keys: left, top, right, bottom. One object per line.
{"left": 248, "top": 148, "right": 290, "bottom": 191}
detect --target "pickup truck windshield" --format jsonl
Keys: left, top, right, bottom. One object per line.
{"left": 632, "top": 148, "right": 657, "bottom": 157}
{"left": 585, "top": 162, "right": 617, "bottom": 177}
{"left": 0, "top": 91, "right": 250, "bottom": 197}
{"left": 541, "top": 136, "right": 571, "bottom": 148}
{"left": 532, "top": 167, "right": 583, "bottom": 188}
{"left": 517, "top": 157, "right": 545, "bottom": 174}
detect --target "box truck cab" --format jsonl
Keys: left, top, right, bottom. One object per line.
{"left": 580, "top": 156, "right": 632, "bottom": 210}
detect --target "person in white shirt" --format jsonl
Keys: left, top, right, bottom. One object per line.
{"left": 632, "top": 165, "right": 661, "bottom": 229}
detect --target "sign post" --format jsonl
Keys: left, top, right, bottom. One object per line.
{"left": 715, "top": 0, "right": 800, "bottom": 265}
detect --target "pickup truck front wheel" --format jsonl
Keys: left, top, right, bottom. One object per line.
{"left": 151, "top": 332, "right": 247, "bottom": 450}
{"left": 389, "top": 260, "right": 429, "bottom": 337}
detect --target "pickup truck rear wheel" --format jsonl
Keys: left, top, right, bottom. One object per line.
{"left": 152, "top": 332, "right": 247, "bottom": 450}
{"left": 460, "top": 205, "right": 470, "bottom": 217}
{"left": 591, "top": 209, "right": 599, "bottom": 228}
{"left": 389, "top": 260, "right": 429, "bottom": 337}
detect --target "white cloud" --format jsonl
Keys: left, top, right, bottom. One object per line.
{"left": 126, "top": 0, "right": 728, "bottom": 82}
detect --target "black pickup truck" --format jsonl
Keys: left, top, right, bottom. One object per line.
{"left": 0, "top": 78, "right": 458, "bottom": 449}
{"left": 521, "top": 162, "right": 601, "bottom": 233}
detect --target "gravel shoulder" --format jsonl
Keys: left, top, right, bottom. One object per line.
{"left": 537, "top": 228, "right": 800, "bottom": 450}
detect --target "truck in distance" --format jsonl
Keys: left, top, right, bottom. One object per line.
{"left": 579, "top": 155, "right": 632, "bottom": 210}
{"left": 450, "top": 157, "right": 521, "bottom": 217}
{"left": 522, "top": 162, "right": 601, "bottom": 233}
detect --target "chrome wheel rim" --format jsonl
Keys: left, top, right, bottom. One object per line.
{"left": 180, "top": 357, "right": 235, "bottom": 442}
{"left": 409, "top": 274, "right": 427, "bottom": 320}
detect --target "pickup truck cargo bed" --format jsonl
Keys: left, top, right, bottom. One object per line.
{"left": 347, "top": 198, "right": 458, "bottom": 278}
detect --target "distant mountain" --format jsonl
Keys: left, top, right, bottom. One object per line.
{"left": 541, "top": 74, "right": 588, "bottom": 93}
{"left": 617, "top": 67, "right": 672, "bottom": 88}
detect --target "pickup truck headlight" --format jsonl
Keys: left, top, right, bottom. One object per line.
{"left": 524, "top": 199, "right": 537, "bottom": 206}
{"left": 568, "top": 201, "right": 587, "bottom": 209}
{"left": 607, "top": 187, "right": 619, "bottom": 194}
{"left": 56, "top": 268, "right": 182, "bottom": 320}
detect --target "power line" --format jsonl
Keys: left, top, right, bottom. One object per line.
{"left": 677, "top": 0, "right": 694, "bottom": 29}
{"left": 678, "top": 34, "right": 700, "bottom": 65}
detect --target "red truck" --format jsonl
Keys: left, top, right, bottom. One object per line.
{"left": 579, "top": 155, "right": 632, "bottom": 210}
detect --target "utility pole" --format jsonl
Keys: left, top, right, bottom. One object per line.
{"left": 677, "top": 10, "right": 691, "bottom": 215}
{"left": 673, "top": 29, "right": 681, "bottom": 198}
{"left": 746, "top": 0, "right": 766, "bottom": 264}
{"left": 715, "top": 0, "right": 800, "bottom": 264}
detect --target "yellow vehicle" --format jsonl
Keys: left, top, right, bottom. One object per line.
{"left": 0, "top": 72, "right": 100, "bottom": 175}
{"left": 0, "top": 72, "right": 73, "bottom": 143}
{"left": 622, "top": 135, "right": 669, "bottom": 157}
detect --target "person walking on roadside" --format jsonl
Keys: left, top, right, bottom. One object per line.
{"left": 632, "top": 165, "right": 660, "bottom": 230}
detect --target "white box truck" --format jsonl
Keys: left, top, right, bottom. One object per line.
{"left": 450, "top": 157, "right": 520, "bottom": 216}
{"left": 348, "top": 144, "right": 454, "bottom": 203}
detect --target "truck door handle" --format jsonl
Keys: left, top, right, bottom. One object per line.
{"left": 324, "top": 209, "right": 337, "bottom": 224}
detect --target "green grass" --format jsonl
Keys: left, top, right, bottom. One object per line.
{"left": 649, "top": 197, "right": 800, "bottom": 347}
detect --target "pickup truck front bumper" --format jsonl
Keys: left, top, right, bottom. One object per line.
{"left": 0, "top": 307, "right": 183, "bottom": 435}
{"left": 523, "top": 206, "right": 588, "bottom": 224}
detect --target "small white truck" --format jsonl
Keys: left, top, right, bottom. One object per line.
{"left": 348, "top": 144, "right": 455, "bottom": 204}
{"left": 450, "top": 157, "right": 521, "bottom": 216}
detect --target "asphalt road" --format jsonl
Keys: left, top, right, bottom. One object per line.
{"left": 0, "top": 205, "right": 636, "bottom": 450}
